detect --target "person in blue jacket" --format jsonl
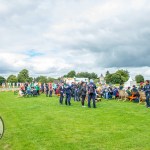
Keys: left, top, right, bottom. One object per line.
{"left": 88, "top": 79, "right": 97, "bottom": 108}
{"left": 64, "top": 82, "right": 72, "bottom": 106}
{"left": 143, "top": 80, "right": 150, "bottom": 108}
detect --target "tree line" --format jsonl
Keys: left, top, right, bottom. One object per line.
{"left": 0, "top": 69, "right": 56, "bottom": 85}
{"left": 0, "top": 69, "right": 145, "bottom": 85}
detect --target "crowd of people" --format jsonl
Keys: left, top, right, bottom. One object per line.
{"left": 17, "top": 80, "right": 150, "bottom": 108}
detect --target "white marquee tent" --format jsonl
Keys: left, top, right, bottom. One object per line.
{"left": 124, "top": 77, "right": 137, "bottom": 88}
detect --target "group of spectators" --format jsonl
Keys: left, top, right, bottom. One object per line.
{"left": 18, "top": 82, "right": 40, "bottom": 97}
{"left": 99, "top": 80, "right": 150, "bottom": 108}
{"left": 17, "top": 80, "right": 150, "bottom": 108}
{"left": 57, "top": 80, "right": 97, "bottom": 108}
{"left": 18, "top": 80, "right": 98, "bottom": 108}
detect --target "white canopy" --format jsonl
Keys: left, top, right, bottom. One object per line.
{"left": 124, "top": 77, "right": 137, "bottom": 88}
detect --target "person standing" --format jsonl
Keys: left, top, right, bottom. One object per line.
{"left": 59, "top": 82, "right": 65, "bottom": 104}
{"left": 49, "top": 83, "right": 53, "bottom": 97}
{"left": 119, "top": 83, "right": 124, "bottom": 90}
{"left": 74, "top": 86, "right": 78, "bottom": 101}
{"left": 24, "top": 82, "right": 28, "bottom": 91}
{"left": 35, "top": 84, "right": 40, "bottom": 95}
{"left": 41, "top": 83, "right": 44, "bottom": 93}
{"left": 88, "top": 79, "right": 97, "bottom": 108}
{"left": 45, "top": 84, "right": 49, "bottom": 97}
{"left": 143, "top": 80, "right": 150, "bottom": 108}
{"left": 64, "top": 83, "right": 72, "bottom": 106}
{"left": 113, "top": 87, "right": 119, "bottom": 99}
{"left": 126, "top": 87, "right": 131, "bottom": 96}
{"left": 81, "top": 82, "right": 87, "bottom": 107}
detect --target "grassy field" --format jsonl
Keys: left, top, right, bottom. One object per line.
{"left": 0, "top": 92, "right": 150, "bottom": 150}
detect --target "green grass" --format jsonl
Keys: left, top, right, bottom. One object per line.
{"left": 0, "top": 92, "right": 150, "bottom": 150}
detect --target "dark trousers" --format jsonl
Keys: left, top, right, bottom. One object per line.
{"left": 146, "top": 94, "right": 150, "bottom": 107}
{"left": 37, "top": 90, "right": 40, "bottom": 95}
{"left": 77, "top": 93, "right": 81, "bottom": 101}
{"left": 49, "top": 90, "right": 53, "bottom": 97}
{"left": 46, "top": 90, "right": 49, "bottom": 97}
{"left": 82, "top": 95, "right": 86, "bottom": 106}
{"left": 88, "top": 94, "right": 96, "bottom": 108}
{"left": 74, "top": 91, "right": 77, "bottom": 101}
{"left": 41, "top": 89, "right": 44, "bottom": 93}
{"left": 60, "top": 93, "right": 64, "bottom": 104}
{"left": 65, "top": 94, "right": 71, "bottom": 105}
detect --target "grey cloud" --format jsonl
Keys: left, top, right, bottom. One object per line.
{"left": 0, "top": 0, "right": 150, "bottom": 78}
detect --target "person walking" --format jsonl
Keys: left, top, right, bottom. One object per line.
{"left": 88, "top": 79, "right": 97, "bottom": 108}
{"left": 59, "top": 82, "right": 65, "bottom": 104}
{"left": 41, "top": 83, "right": 44, "bottom": 93}
{"left": 81, "top": 82, "right": 87, "bottom": 107}
{"left": 49, "top": 83, "right": 53, "bottom": 97}
{"left": 45, "top": 84, "right": 49, "bottom": 97}
{"left": 64, "top": 83, "right": 72, "bottom": 106}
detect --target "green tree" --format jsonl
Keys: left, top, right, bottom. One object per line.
{"left": 94, "top": 78, "right": 99, "bottom": 84}
{"left": 66, "top": 70, "right": 76, "bottom": 78}
{"left": 105, "top": 70, "right": 129, "bottom": 84}
{"left": 106, "top": 71, "right": 110, "bottom": 76}
{"left": 89, "top": 72, "right": 98, "bottom": 79}
{"left": 7, "top": 75, "right": 18, "bottom": 83}
{"left": 116, "top": 70, "right": 129, "bottom": 82}
{"left": 27, "top": 77, "right": 33, "bottom": 83}
{"left": 135, "top": 75, "right": 144, "bottom": 83}
{"left": 18, "top": 69, "right": 29, "bottom": 82}
{"left": 76, "top": 72, "right": 88, "bottom": 78}
{"left": 76, "top": 72, "right": 98, "bottom": 79}
{"left": 47, "top": 77, "right": 55, "bottom": 83}
{"left": 35, "top": 76, "right": 47, "bottom": 83}
{"left": 105, "top": 74, "right": 112, "bottom": 84}
{"left": 111, "top": 73, "right": 125, "bottom": 84}
{"left": 0, "top": 76, "right": 6, "bottom": 85}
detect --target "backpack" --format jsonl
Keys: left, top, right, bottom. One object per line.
{"left": 88, "top": 84, "right": 94, "bottom": 94}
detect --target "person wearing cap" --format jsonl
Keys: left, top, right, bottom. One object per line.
{"left": 143, "top": 80, "right": 150, "bottom": 108}
{"left": 87, "top": 79, "right": 97, "bottom": 108}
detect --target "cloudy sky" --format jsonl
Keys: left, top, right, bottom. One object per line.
{"left": 0, "top": 0, "right": 150, "bottom": 79}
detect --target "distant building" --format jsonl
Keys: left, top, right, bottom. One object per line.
{"left": 99, "top": 74, "right": 106, "bottom": 85}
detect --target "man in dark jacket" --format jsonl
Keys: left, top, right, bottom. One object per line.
{"left": 59, "top": 82, "right": 65, "bottom": 104}
{"left": 41, "top": 83, "right": 44, "bottom": 93}
{"left": 64, "top": 83, "right": 72, "bottom": 106}
{"left": 45, "top": 84, "right": 49, "bottom": 97}
{"left": 143, "top": 80, "right": 150, "bottom": 108}
{"left": 80, "top": 82, "right": 87, "bottom": 107}
{"left": 88, "top": 79, "right": 97, "bottom": 108}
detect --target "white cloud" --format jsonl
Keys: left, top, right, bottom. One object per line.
{"left": 0, "top": 0, "right": 150, "bottom": 79}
